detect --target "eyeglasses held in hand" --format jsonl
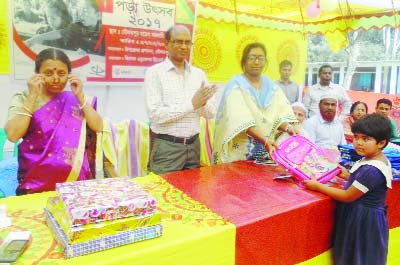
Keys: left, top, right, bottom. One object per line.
{"left": 247, "top": 56, "right": 266, "bottom": 63}
{"left": 171, "top": 39, "right": 193, "bottom": 47}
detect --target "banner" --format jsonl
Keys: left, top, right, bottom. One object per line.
{"left": 11, "top": 0, "right": 196, "bottom": 83}
{"left": 0, "top": 0, "right": 9, "bottom": 74}
{"left": 192, "top": 16, "right": 308, "bottom": 83}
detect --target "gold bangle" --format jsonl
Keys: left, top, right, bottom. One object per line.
{"left": 22, "top": 105, "right": 33, "bottom": 115}
{"left": 16, "top": 112, "right": 32, "bottom": 118}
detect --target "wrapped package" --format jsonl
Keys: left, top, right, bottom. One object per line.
{"left": 45, "top": 209, "right": 163, "bottom": 258}
{"left": 56, "top": 177, "right": 157, "bottom": 226}
{"left": 46, "top": 196, "right": 161, "bottom": 243}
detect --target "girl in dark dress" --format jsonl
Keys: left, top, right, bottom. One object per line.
{"left": 304, "top": 113, "right": 393, "bottom": 265}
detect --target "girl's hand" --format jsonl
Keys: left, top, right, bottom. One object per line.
{"left": 303, "top": 176, "right": 321, "bottom": 191}
{"left": 27, "top": 74, "right": 44, "bottom": 98}
{"left": 337, "top": 164, "right": 350, "bottom": 180}
{"left": 68, "top": 74, "right": 85, "bottom": 104}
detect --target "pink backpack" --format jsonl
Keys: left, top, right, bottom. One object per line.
{"left": 272, "top": 135, "right": 341, "bottom": 184}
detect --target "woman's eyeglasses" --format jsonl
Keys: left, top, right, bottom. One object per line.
{"left": 247, "top": 56, "right": 266, "bottom": 63}
{"left": 170, "top": 39, "right": 193, "bottom": 47}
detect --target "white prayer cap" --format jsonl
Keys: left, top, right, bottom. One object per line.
{"left": 291, "top": 102, "right": 307, "bottom": 113}
{"left": 319, "top": 94, "right": 338, "bottom": 102}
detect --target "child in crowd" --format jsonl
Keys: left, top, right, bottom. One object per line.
{"left": 304, "top": 113, "right": 392, "bottom": 265}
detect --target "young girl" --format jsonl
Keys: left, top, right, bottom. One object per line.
{"left": 304, "top": 113, "right": 393, "bottom": 265}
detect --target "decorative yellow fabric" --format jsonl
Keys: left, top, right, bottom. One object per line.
{"left": 0, "top": 0, "right": 9, "bottom": 74}
{"left": 324, "top": 30, "right": 349, "bottom": 53}
{"left": 195, "top": 1, "right": 400, "bottom": 69}
{"left": 199, "top": 117, "right": 215, "bottom": 166}
{"left": 192, "top": 16, "right": 308, "bottom": 82}
{"left": 0, "top": 173, "right": 236, "bottom": 264}
{"left": 198, "top": 1, "right": 400, "bottom": 34}
{"left": 99, "top": 119, "right": 150, "bottom": 177}
{"left": 175, "top": 0, "right": 195, "bottom": 24}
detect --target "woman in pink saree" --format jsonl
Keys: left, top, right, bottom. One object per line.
{"left": 5, "top": 48, "right": 103, "bottom": 195}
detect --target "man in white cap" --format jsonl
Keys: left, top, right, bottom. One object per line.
{"left": 303, "top": 64, "right": 352, "bottom": 120}
{"left": 304, "top": 94, "right": 346, "bottom": 149}
{"left": 291, "top": 102, "right": 307, "bottom": 124}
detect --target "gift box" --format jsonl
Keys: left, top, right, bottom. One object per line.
{"left": 44, "top": 209, "right": 163, "bottom": 258}
{"left": 56, "top": 177, "right": 157, "bottom": 227}
{"left": 46, "top": 196, "right": 162, "bottom": 243}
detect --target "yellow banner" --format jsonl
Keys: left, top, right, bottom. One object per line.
{"left": 0, "top": 0, "right": 9, "bottom": 74}
{"left": 192, "top": 16, "right": 308, "bottom": 83}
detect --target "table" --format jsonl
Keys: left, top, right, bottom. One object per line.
{"left": 1, "top": 161, "right": 399, "bottom": 264}
{"left": 163, "top": 161, "right": 400, "bottom": 265}
{"left": 0, "top": 174, "right": 235, "bottom": 265}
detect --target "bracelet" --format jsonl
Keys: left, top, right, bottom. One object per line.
{"left": 16, "top": 112, "right": 32, "bottom": 118}
{"left": 78, "top": 98, "right": 87, "bottom": 109}
{"left": 22, "top": 105, "right": 33, "bottom": 115}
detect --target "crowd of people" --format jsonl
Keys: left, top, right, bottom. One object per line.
{"left": 4, "top": 24, "right": 398, "bottom": 265}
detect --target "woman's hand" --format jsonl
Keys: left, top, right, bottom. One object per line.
{"left": 287, "top": 125, "right": 301, "bottom": 136}
{"left": 27, "top": 74, "right": 44, "bottom": 98}
{"left": 264, "top": 139, "right": 277, "bottom": 158}
{"left": 68, "top": 74, "right": 85, "bottom": 104}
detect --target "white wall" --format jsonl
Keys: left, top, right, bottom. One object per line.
{"left": 0, "top": 75, "right": 149, "bottom": 126}
{"left": 0, "top": 75, "right": 225, "bottom": 127}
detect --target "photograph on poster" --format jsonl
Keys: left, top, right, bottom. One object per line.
{"left": 12, "top": 0, "right": 194, "bottom": 83}
{"left": 15, "top": 0, "right": 104, "bottom": 55}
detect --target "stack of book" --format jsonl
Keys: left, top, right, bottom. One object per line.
{"left": 44, "top": 177, "right": 162, "bottom": 258}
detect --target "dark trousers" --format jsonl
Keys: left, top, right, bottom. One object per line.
{"left": 149, "top": 137, "right": 200, "bottom": 174}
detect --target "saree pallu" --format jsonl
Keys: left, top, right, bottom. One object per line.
{"left": 213, "top": 74, "right": 297, "bottom": 164}
{"left": 17, "top": 91, "right": 96, "bottom": 194}
{"left": 342, "top": 115, "right": 355, "bottom": 144}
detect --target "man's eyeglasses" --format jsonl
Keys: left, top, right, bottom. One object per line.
{"left": 247, "top": 56, "right": 266, "bottom": 63}
{"left": 170, "top": 39, "right": 193, "bottom": 47}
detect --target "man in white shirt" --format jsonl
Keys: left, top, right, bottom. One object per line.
{"left": 304, "top": 94, "right": 346, "bottom": 149}
{"left": 144, "top": 25, "right": 217, "bottom": 174}
{"left": 303, "top": 64, "right": 352, "bottom": 121}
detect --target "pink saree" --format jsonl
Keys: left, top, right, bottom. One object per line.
{"left": 17, "top": 91, "right": 96, "bottom": 195}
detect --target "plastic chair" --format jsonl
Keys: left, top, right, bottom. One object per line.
{"left": 0, "top": 129, "right": 19, "bottom": 197}
{"left": 0, "top": 128, "right": 19, "bottom": 161}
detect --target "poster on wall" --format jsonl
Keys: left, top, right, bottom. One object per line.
{"left": 11, "top": 0, "right": 196, "bottom": 83}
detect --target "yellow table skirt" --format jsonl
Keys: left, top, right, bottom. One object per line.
{"left": 0, "top": 174, "right": 236, "bottom": 265}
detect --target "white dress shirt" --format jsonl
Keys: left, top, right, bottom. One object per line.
{"left": 304, "top": 113, "right": 347, "bottom": 149}
{"left": 144, "top": 57, "right": 215, "bottom": 138}
{"left": 303, "top": 82, "right": 352, "bottom": 121}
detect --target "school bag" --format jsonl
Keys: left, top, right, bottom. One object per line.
{"left": 272, "top": 135, "right": 341, "bottom": 184}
